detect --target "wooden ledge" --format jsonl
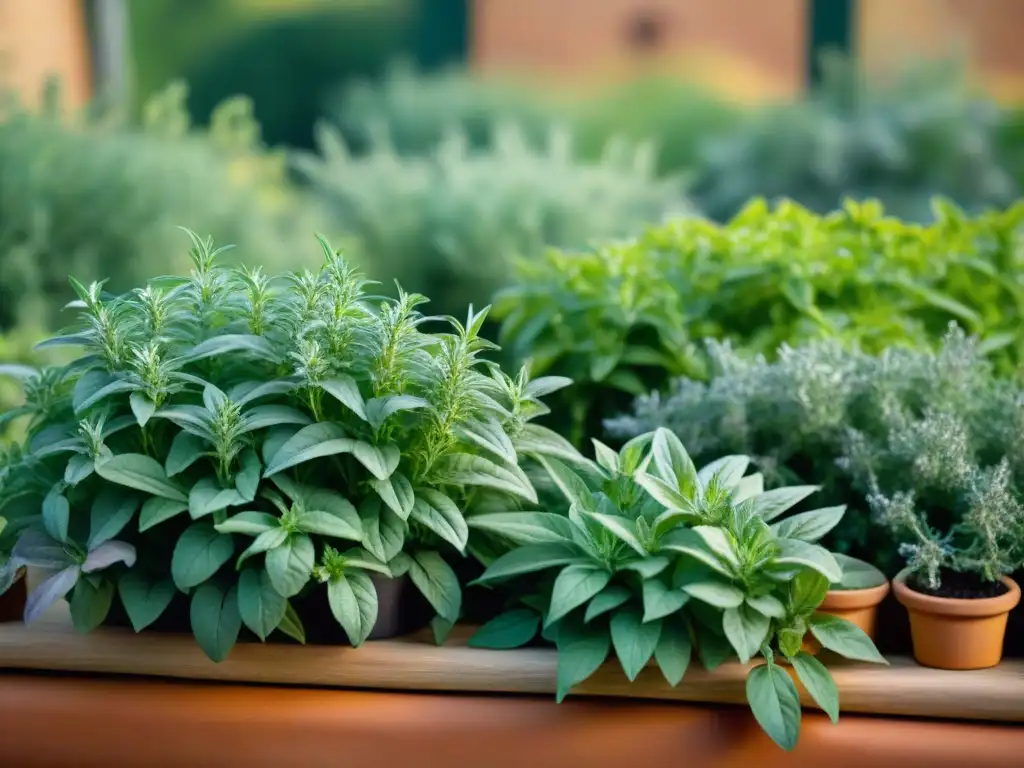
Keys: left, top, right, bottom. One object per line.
{"left": 1, "top": 609, "right": 1022, "bottom": 723}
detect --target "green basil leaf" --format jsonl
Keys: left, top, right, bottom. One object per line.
{"left": 129, "top": 392, "right": 157, "bottom": 427}
{"left": 790, "top": 652, "right": 839, "bottom": 723}
{"left": 654, "top": 616, "right": 692, "bottom": 687}
{"left": 118, "top": 571, "right": 176, "bottom": 632}
{"left": 746, "top": 662, "right": 802, "bottom": 751}
{"left": 171, "top": 522, "right": 235, "bottom": 590}
{"left": 723, "top": 603, "right": 771, "bottom": 663}
{"left": 682, "top": 579, "right": 745, "bottom": 608}
{"left": 809, "top": 613, "right": 888, "bottom": 664}
{"left": 320, "top": 376, "right": 368, "bottom": 421}
{"left": 547, "top": 564, "right": 612, "bottom": 626}
{"left": 610, "top": 607, "right": 662, "bottom": 681}
{"left": 89, "top": 488, "right": 141, "bottom": 548}
{"left": 474, "top": 543, "right": 588, "bottom": 585}
{"left": 410, "top": 490, "right": 469, "bottom": 552}
{"left": 190, "top": 580, "right": 242, "bottom": 662}
{"left": 165, "top": 431, "right": 207, "bottom": 477}
{"left": 96, "top": 453, "right": 187, "bottom": 502}
{"left": 138, "top": 497, "right": 189, "bottom": 532}
{"left": 774, "top": 539, "right": 842, "bottom": 584}
{"left": 188, "top": 477, "right": 247, "bottom": 520}
{"left": 276, "top": 601, "right": 306, "bottom": 644}
{"left": 468, "top": 609, "right": 540, "bottom": 649}
{"left": 407, "top": 550, "right": 461, "bottom": 623}
{"left": 263, "top": 422, "right": 353, "bottom": 477}
{"left": 466, "top": 511, "right": 575, "bottom": 545}
{"left": 772, "top": 505, "right": 846, "bottom": 543}
{"left": 360, "top": 496, "right": 405, "bottom": 563}
{"left": 750, "top": 485, "right": 821, "bottom": 523}
{"left": 69, "top": 577, "right": 115, "bottom": 633}
{"left": 42, "top": 485, "right": 70, "bottom": 543}
{"left": 327, "top": 570, "right": 379, "bottom": 647}
{"left": 555, "top": 618, "right": 611, "bottom": 702}
{"left": 584, "top": 584, "right": 631, "bottom": 622}
{"left": 265, "top": 533, "right": 315, "bottom": 597}
{"left": 371, "top": 472, "right": 415, "bottom": 519}
{"left": 64, "top": 453, "right": 95, "bottom": 486}
{"left": 238, "top": 567, "right": 287, "bottom": 641}
{"left": 642, "top": 578, "right": 689, "bottom": 622}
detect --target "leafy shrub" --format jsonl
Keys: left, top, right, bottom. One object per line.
{"left": 692, "top": 58, "right": 1020, "bottom": 222}
{"left": 296, "top": 121, "right": 689, "bottom": 328}
{"left": 606, "top": 328, "right": 1024, "bottom": 584}
{"left": 0, "top": 81, "right": 322, "bottom": 331}
{"left": 571, "top": 78, "right": 745, "bottom": 177}
{"left": 496, "top": 197, "right": 1024, "bottom": 447}
{"left": 468, "top": 428, "right": 886, "bottom": 751}
{"left": 0, "top": 231, "right": 578, "bottom": 659}
{"left": 329, "top": 61, "right": 559, "bottom": 157}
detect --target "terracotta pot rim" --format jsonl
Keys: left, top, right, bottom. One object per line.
{"left": 893, "top": 569, "right": 1021, "bottom": 618}
{"left": 820, "top": 579, "right": 890, "bottom": 610}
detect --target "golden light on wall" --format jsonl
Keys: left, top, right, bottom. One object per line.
{"left": 0, "top": 0, "right": 92, "bottom": 107}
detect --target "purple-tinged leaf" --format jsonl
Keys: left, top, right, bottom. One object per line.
{"left": 24, "top": 565, "right": 81, "bottom": 623}
{"left": 11, "top": 529, "right": 74, "bottom": 569}
{"left": 82, "top": 540, "right": 137, "bottom": 573}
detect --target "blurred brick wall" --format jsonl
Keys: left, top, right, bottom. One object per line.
{"left": 0, "top": 0, "right": 92, "bottom": 107}
{"left": 859, "top": 0, "right": 1024, "bottom": 102}
{"left": 472, "top": 0, "right": 1024, "bottom": 103}
{"left": 471, "top": 0, "right": 806, "bottom": 101}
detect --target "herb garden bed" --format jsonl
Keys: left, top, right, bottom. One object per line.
{"left": 2, "top": 605, "right": 1021, "bottom": 724}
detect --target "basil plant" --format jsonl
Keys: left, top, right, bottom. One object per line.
{"left": 0, "top": 231, "right": 575, "bottom": 661}
{"left": 467, "top": 428, "right": 887, "bottom": 751}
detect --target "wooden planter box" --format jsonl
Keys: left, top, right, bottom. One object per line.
{"left": 1, "top": 607, "right": 1022, "bottom": 767}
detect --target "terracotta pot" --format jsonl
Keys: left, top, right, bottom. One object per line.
{"left": 0, "top": 567, "right": 27, "bottom": 623}
{"left": 893, "top": 569, "right": 1021, "bottom": 670}
{"left": 802, "top": 579, "right": 891, "bottom": 654}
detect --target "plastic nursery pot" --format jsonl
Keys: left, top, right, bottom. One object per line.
{"left": 801, "top": 579, "right": 891, "bottom": 655}
{"left": 893, "top": 568, "right": 1021, "bottom": 670}
{"left": 0, "top": 568, "right": 27, "bottom": 623}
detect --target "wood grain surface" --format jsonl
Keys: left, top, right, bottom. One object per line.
{"left": 1, "top": 606, "right": 1022, "bottom": 723}
{"left": 3, "top": 674, "right": 1024, "bottom": 768}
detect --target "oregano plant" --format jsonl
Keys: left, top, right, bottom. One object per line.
{"left": 0, "top": 230, "right": 572, "bottom": 660}
{"left": 467, "top": 428, "right": 887, "bottom": 751}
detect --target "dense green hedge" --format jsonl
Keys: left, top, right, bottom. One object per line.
{"left": 495, "top": 197, "right": 1024, "bottom": 445}
{"left": 296, "top": 121, "right": 689, "bottom": 331}
{"left": 0, "top": 81, "right": 323, "bottom": 332}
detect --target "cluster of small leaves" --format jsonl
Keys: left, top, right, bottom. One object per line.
{"left": 497, "top": 196, "right": 1024, "bottom": 447}
{"left": 294, "top": 120, "right": 689, "bottom": 331}
{"left": 607, "top": 327, "right": 1024, "bottom": 587}
{"left": 0, "top": 79, "right": 321, "bottom": 332}
{"left": 0, "top": 231, "right": 579, "bottom": 661}
{"left": 692, "top": 56, "right": 1020, "bottom": 223}
{"left": 467, "top": 428, "right": 886, "bottom": 751}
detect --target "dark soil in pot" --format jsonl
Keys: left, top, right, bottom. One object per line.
{"left": 906, "top": 568, "right": 1010, "bottom": 600}
{"left": 0, "top": 568, "right": 27, "bottom": 623}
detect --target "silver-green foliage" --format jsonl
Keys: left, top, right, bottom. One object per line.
{"left": 607, "top": 327, "right": 1024, "bottom": 587}
{"left": 467, "top": 428, "right": 886, "bottom": 751}
{"left": 0, "top": 80, "right": 321, "bottom": 331}
{"left": 294, "top": 120, "right": 689, "bottom": 323}
{"left": 693, "top": 57, "right": 1019, "bottom": 222}
{"left": 0, "top": 231, "right": 576, "bottom": 660}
